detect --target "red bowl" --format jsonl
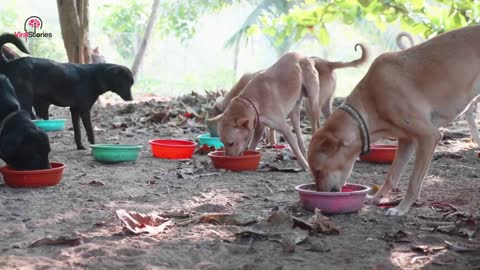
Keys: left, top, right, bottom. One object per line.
{"left": 295, "top": 183, "right": 371, "bottom": 214}
{"left": 208, "top": 150, "right": 261, "bottom": 171}
{"left": 0, "top": 162, "right": 66, "bottom": 188}
{"left": 149, "top": 139, "right": 197, "bottom": 159}
{"left": 359, "top": 144, "right": 397, "bottom": 164}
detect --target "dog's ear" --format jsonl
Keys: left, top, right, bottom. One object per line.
{"left": 236, "top": 117, "right": 250, "bottom": 129}
{"left": 317, "top": 134, "right": 339, "bottom": 156}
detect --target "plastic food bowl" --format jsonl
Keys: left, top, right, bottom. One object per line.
{"left": 32, "top": 119, "right": 66, "bottom": 132}
{"left": 208, "top": 150, "right": 261, "bottom": 171}
{"left": 149, "top": 139, "right": 197, "bottom": 159}
{"left": 91, "top": 144, "right": 142, "bottom": 163}
{"left": 197, "top": 133, "right": 224, "bottom": 149}
{"left": 359, "top": 145, "right": 397, "bottom": 164}
{"left": 0, "top": 162, "right": 66, "bottom": 188}
{"left": 295, "top": 183, "right": 371, "bottom": 214}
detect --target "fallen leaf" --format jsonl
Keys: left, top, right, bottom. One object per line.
{"left": 411, "top": 244, "right": 445, "bottom": 254}
{"left": 115, "top": 209, "right": 173, "bottom": 235}
{"left": 259, "top": 164, "right": 302, "bottom": 173}
{"left": 382, "top": 230, "right": 411, "bottom": 243}
{"left": 198, "top": 213, "right": 257, "bottom": 226}
{"left": 30, "top": 236, "right": 82, "bottom": 248}
{"left": 308, "top": 208, "right": 340, "bottom": 235}
{"left": 445, "top": 240, "right": 480, "bottom": 252}
{"left": 87, "top": 180, "right": 105, "bottom": 187}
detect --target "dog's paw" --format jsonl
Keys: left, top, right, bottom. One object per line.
{"left": 385, "top": 207, "right": 407, "bottom": 216}
{"left": 365, "top": 195, "right": 380, "bottom": 205}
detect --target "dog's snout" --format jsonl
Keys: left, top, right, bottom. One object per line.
{"left": 330, "top": 187, "right": 340, "bottom": 192}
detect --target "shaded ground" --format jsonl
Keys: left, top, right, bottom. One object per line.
{"left": 0, "top": 96, "right": 479, "bottom": 270}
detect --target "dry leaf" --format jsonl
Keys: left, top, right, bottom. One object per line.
{"left": 382, "top": 230, "right": 410, "bottom": 243}
{"left": 411, "top": 244, "right": 445, "bottom": 254}
{"left": 115, "top": 209, "right": 173, "bottom": 235}
{"left": 308, "top": 208, "right": 340, "bottom": 235}
{"left": 30, "top": 236, "right": 81, "bottom": 248}
{"left": 445, "top": 240, "right": 480, "bottom": 252}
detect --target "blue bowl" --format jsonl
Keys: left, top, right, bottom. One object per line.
{"left": 197, "top": 133, "right": 224, "bottom": 149}
{"left": 32, "top": 119, "right": 66, "bottom": 132}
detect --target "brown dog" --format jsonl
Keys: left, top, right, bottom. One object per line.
{"left": 308, "top": 25, "right": 480, "bottom": 216}
{"left": 212, "top": 52, "right": 321, "bottom": 169}
{"left": 396, "top": 32, "right": 480, "bottom": 147}
{"left": 207, "top": 44, "right": 368, "bottom": 146}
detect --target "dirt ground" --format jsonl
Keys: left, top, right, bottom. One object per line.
{"left": 0, "top": 95, "right": 479, "bottom": 270}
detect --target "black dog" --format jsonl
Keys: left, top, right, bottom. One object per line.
{"left": 0, "top": 74, "right": 50, "bottom": 170}
{"left": 0, "top": 33, "right": 134, "bottom": 150}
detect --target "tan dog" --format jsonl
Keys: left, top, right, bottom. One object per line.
{"left": 212, "top": 52, "right": 322, "bottom": 169}
{"left": 308, "top": 25, "right": 480, "bottom": 216}
{"left": 207, "top": 44, "right": 368, "bottom": 145}
{"left": 396, "top": 32, "right": 480, "bottom": 146}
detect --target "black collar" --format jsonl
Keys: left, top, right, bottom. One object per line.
{"left": 238, "top": 96, "right": 259, "bottom": 128}
{"left": 338, "top": 104, "right": 370, "bottom": 155}
{"left": 0, "top": 110, "right": 21, "bottom": 158}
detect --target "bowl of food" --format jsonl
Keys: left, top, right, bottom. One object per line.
{"left": 295, "top": 183, "right": 371, "bottom": 214}
{"left": 149, "top": 139, "right": 197, "bottom": 159}
{"left": 0, "top": 162, "right": 66, "bottom": 188}
{"left": 32, "top": 119, "right": 67, "bottom": 132}
{"left": 197, "top": 133, "right": 224, "bottom": 149}
{"left": 359, "top": 144, "right": 397, "bottom": 164}
{"left": 208, "top": 150, "right": 261, "bottom": 171}
{"left": 91, "top": 144, "right": 142, "bottom": 163}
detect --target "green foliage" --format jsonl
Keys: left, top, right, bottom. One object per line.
{"left": 0, "top": 1, "right": 20, "bottom": 31}
{"left": 256, "top": 0, "right": 480, "bottom": 46}
{"left": 157, "top": 0, "right": 235, "bottom": 42}
{"left": 100, "top": 0, "right": 150, "bottom": 61}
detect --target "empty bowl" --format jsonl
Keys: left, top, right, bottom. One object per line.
{"left": 0, "top": 162, "right": 66, "bottom": 188}
{"left": 295, "top": 183, "right": 371, "bottom": 214}
{"left": 32, "top": 119, "right": 66, "bottom": 132}
{"left": 91, "top": 144, "right": 142, "bottom": 163}
{"left": 208, "top": 150, "right": 261, "bottom": 171}
{"left": 359, "top": 144, "right": 397, "bottom": 164}
{"left": 149, "top": 139, "right": 197, "bottom": 159}
{"left": 197, "top": 133, "right": 224, "bottom": 149}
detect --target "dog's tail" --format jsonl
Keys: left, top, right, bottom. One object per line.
{"left": 327, "top": 43, "right": 368, "bottom": 70}
{"left": 396, "top": 32, "right": 414, "bottom": 50}
{"left": 0, "top": 33, "right": 30, "bottom": 64}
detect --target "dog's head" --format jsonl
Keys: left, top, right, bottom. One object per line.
{"left": 212, "top": 100, "right": 255, "bottom": 156}
{"left": 308, "top": 125, "right": 359, "bottom": 192}
{"left": 0, "top": 77, "right": 50, "bottom": 170}
{"left": 2, "top": 119, "right": 51, "bottom": 170}
{"left": 105, "top": 65, "right": 134, "bottom": 101}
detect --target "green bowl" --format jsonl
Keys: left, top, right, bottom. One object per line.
{"left": 32, "top": 119, "right": 66, "bottom": 132}
{"left": 197, "top": 133, "right": 224, "bottom": 149}
{"left": 90, "top": 144, "right": 142, "bottom": 163}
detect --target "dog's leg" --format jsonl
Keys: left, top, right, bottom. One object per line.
{"left": 366, "top": 138, "right": 415, "bottom": 204}
{"left": 71, "top": 108, "right": 85, "bottom": 150}
{"left": 248, "top": 123, "right": 265, "bottom": 151}
{"left": 290, "top": 104, "right": 307, "bottom": 156}
{"left": 321, "top": 94, "right": 333, "bottom": 120}
{"left": 465, "top": 102, "right": 480, "bottom": 147}
{"left": 80, "top": 111, "right": 95, "bottom": 145}
{"left": 34, "top": 101, "right": 50, "bottom": 120}
{"left": 267, "top": 128, "right": 276, "bottom": 146}
{"left": 300, "top": 59, "right": 321, "bottom": 133}
{"left": 270, "top": 120, "right": 309, "bottom": 170}
{"left": 386, "top": 131, "right": 442, "bottom": 216}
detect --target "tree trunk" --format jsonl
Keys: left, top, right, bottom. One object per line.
{"left": 57, "top": 0, "right": 90, "bottom": 64}
{"left": 131, "top": 0, "right": 160, "bottom": 80}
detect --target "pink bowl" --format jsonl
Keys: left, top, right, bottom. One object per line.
{"left": 295, "top": 183, "right": 371, "bottom": 214}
